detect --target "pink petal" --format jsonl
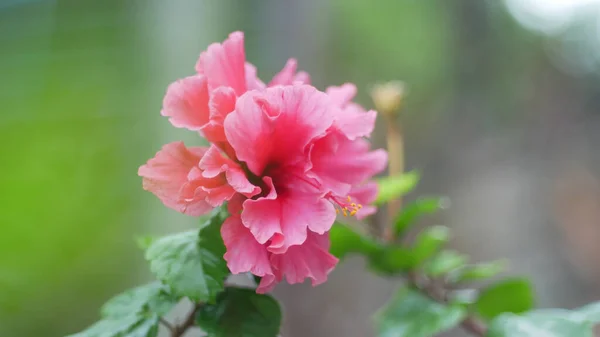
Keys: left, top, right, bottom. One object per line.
{"left": 161, "top": 75, "right": 210, "bottom": 131}
{"left": 221, "top": 216, "right": 273, "bottom": 277}
{"left": 198, "top": 145, "right": 230, "bottom": 178}
{"left": 224, "top": 85, "right": 335, "bottom": 176}
{"left": 326, "top": 83, "right": 357, "bottom": 107}
{"left": 241, "top": 177, "right": 282, "bottom": 244}
{"left": 138, "top": 142, "right": 212, "bottom": 216}
{"left": 256, "top": 274, "right": 278, "bottom": 294}
{"left": 334, "top": 104, "right": 377, "bottom": 140}
{"left": 226, "top": 168, "right": 260, "bottom": 197}
{"left": 267, "top": 192, "right": 336, "bottom": 254}
{"left": 198, "top": 145, "right": 259, "bottom": 197}
{"left": 269, "top": 58, "right": 310, "bottom": 86}
{"left": 202, "top": 184, "right": 236, "bottom": 207}
{"left": 326, "top": 84, "right": 376, "bottom": 140}
{"left": 227, "top": 193, "right": 246, "bottom": 215}
{"left": 195, "top": 31, "right": 247, "bottom": 95}
{"left": 307, "top": 132, "right": 388, "bottom": 195}
{"left": 294, "top": 71, "right": 311, "bottom": 85}
{"left": 242, "top": 174, "right": 336, "bottom": 254}
{"left": 269, "top": 232, "right": 338, "bottom": 286}
{"left": 209, "top": 86, "right": 237, "bottom": 124}
{"left": 245, "top": 62, "right": 266, "bottom": 90}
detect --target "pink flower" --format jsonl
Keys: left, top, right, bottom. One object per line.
{"left": 139, "top": 31, "right": 387, "bottom": 293}
{"left": 221, "top": 85, "right": 386, "bottom": 292}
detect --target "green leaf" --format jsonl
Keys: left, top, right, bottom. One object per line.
{"left": 369, "top": 246, "right": 414, "bottom": 275}
{"left": 411, "top": 225, "right": 450, "bottom": 265}
{"left": 576, "top": 301, "right": 600, "bottom": 322}
{"left": 329, "top": 222, "right": 414, "bottom": 275}
{"left": 475, "top": 278, "right": 534, "bottom": 321}
{"left": 196, "top": 287, "right": 282, "bottom": 337}
{"left": 375, "top": 171, "right": 420, "bottom": 205}
{"left": 487, "top": 301, "right": 600, "bottom": 336}
{"left": 101, "top": 282, "right": 178, "bottom": 318}
{"left": 423, "top": 250, "right": 467, "bottom": 278}
{"left": 66, "top": 282, "right": 178, "bottom": 337}
{"left": 486, "top": 311, "right": 595, "bottom": 337}
{"left": 66, "top": 314, "right": 160, "bottom": 337}
{"left": 375, "top": 287, "right": 466, "bottom": 337}
{"left": 394, "top": 197, "right": 447, "bottom": 237}
{"left": 135, "top": 235, "right": 157, "bottom": 251}
{"left": 447, "top": 260, "right": 507, "bottom": 284}
{"left": 329, "top": 222, "right": 381, "bottom": 259}
{"left": 145, "top": 208, "right": 229, "bottom": 302}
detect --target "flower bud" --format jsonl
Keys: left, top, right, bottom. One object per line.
{"left": 370, "top": 81, "right": 406, "bottom": 117}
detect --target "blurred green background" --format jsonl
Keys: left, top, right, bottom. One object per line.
{"left": 2, "top": 0, "right": 600, "bottom": 336}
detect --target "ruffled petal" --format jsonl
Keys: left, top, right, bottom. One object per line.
{"left": 326, "top": 83, "right": 356, "bottom": 107}
{"left": 161, "top": 75, "right": 210, "bottom": 131}
{"left": 245, "top": 62, "right": 266, "bottom": 90}
{"left": 199, "top": 145, "right": 259, "bottom": 197}
{"left": 224, "top": 85, "right": 335, "bottom": 175}
{"left": 242, "top": 174, "right": 336, "bottom": 254}
{"left": 307, "top": 132, "right": 388, "bottom": 195}
{"left": 334, "top": 104, "right": 377, "bottom": 140}
{"left": 269, "top": 58, "right": 310, "bottom": 86}
{"left": 222, "top": 215, "right": 273, "bottom": 277}
{"left": 138, "top": 142, "right": 212, "bottom": 216}
{"left": 195, "top": 31, "right": 247, "bottom": 95}
{"left": 241, "top": 177, "right": 282, "bottom": 244}
{"left": 269, "top": 232, "right": 338, "bottom": 286}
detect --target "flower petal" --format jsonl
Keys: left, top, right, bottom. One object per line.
{"left": 307, "top": 132, "right": 388, "bottom": 195}
{"left": 225, "top": 85, "right": 335, "bottom": 175}
{"left": 334, "top": 104, "right": 377, "bottom": 140}
{"left": 198, "top": 145, "right": 259, "bottom": 197}
{"left": 161, "top": 75, "right": 210, "bottom": 131}
{"left": 241, "top": 177, "right": 282, "bottom": 244}
{"left": 222, "top": 215, "right": 273, "bottom": 277}
{"left": 269, "top": 58, "right": 310, "bottom": 86}
{"left": 326, "top": 83, "right": 356, "bottom": 107}
{"left": 242, "top": 174, "right": 336, "bottom": 254}
{"left": 138, "top": 142, "right": 212, "bottom": 216}
{"left": 269, "top": 232, "right": 338, "bottom": 286}
{"left": 195, "top": 31, "right": 247, "bottom": 95}
{"left": 245, "top": 62, "right": 266, "bottom": 90}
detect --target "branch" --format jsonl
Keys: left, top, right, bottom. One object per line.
{"left": 407, "top": 272, "right": 487, "bottom": 336}
{"left": 171, "top": 303, "right": 201, "bottom": 337}
{"left": 159, "top": 317, "right": 174, "bottom": 333}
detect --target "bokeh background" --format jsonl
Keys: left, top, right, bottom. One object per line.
{"left": 3, "top": 0, "right": 600, "bottom": 336}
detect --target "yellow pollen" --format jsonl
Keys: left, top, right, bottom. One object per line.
{"left": 347, "top": 196, "right": 352, "bottom": 202}
{"left": 336, "top": 209, "right": 340, "bottom": 214}
{"left": 358, "top": 204, "right": 363, "bottom": 209}
{"left": 350, "top": 210, "right": 357, "bottom": 216}
{"left": 342, "top": 209, "right": 348, "bottom": 216}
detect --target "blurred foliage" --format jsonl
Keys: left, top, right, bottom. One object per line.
{"left": 0, "top": 1, "right": 156, "bottom": 336}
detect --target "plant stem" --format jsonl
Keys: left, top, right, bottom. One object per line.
{"left": 171, "top": 303, "right": 201, "bottom": 337}
{"left": 383, "top": 118, "right": 404, "bottom": 243}
{"left": 407, "top": 272, "right": 487, "bottom": 336}
{"left": 159, "top": 317, "right": 174, "bottom": 333}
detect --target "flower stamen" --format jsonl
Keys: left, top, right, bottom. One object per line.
{"left": 327, "top": 194, "right": 362, "bottom": 217}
